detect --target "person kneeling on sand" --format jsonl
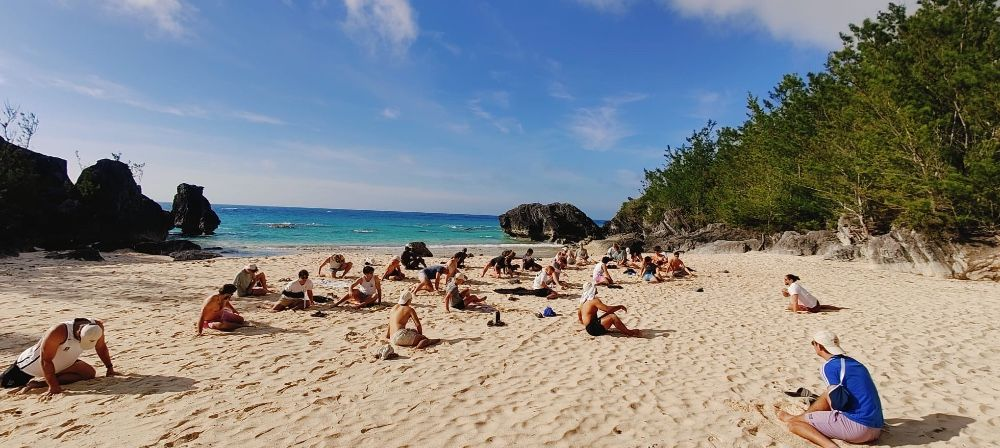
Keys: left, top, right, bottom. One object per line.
{"left": 383, "top": 256, "right": 406, "bottom": 281}
{"left": 2, "top": 318, "right": 114, "bottom": 394}
{"left": 415, "top": 264, "right": 448, "bottom": 295}
{"left": 577, "top": 283, "right": 641, "bottom": 337}
{"left": 234, "top": 264, "right": 271, "bottom": 297}
{"left": 272, "top": 270, "right": 314, "bottom": 311}
{"left": 494, "top": 265, "right": 560, "bottom": 299}
{"left": 197, "top": 284, "right": 248, "bottom": 335}
{"left": 336, "top": 265, "right": 383, "bottom": 308}
{"left": 782, "top": 274, "right": 821, "bottom": 313}
{"left": 444, "top": 274, "right": 488, "bottom": 312}
{"left": 387, "top": 292, "right": 440, "bottom": 349}
{"left": 401, "top": 246, "right": 427, "bottom": 270}
{"left": 318, "top": 254, "right": 353, "bottom": 278}
{"left": 777, "top": 330, "right": 883, "bottom": 447}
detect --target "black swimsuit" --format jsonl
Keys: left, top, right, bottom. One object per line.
{"left": 585, "top": 314, "right": 608, "bottom": 336}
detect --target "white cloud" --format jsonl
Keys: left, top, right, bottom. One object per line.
{"left": 342, "top": 0, "right": 419, "bottom": 56}
{"left": 662, "top": 0, "right": 920, "bottom": 48}
{"left": 468, "top": 92, "right": 522, "bottom": 134}
{"left": 381, "top": 107, "right": 400, "bottom": 119}
{"left": 548, "top": 81, "right": 574, "bottom": 100}
{"left": 100, "top": 0, "right": 194, "bottom": 38}
{"left": 570, "top": 93, "right": 647, "bottom": 150}
{"left": 232, "top": 111, "right": 285, "bottom": 125}
{"left": 46, "top": 75, "right": 206, "bottom": 117}
{"left": 687, "top": 90, "right": 731, "bottom": 120}
{"left": 574, "top": 0, "right": 635, "bottom": 15}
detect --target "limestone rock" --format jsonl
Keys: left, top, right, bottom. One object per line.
{"left": 499, "top": 203, "right": 603, "bottom": 243}
{"left": 169, "top": 250, "right": 221, "bottom": 261}
{"left": 170, "top": 183, "right": 221, "bottom": 236}
{"left": 406, "top": 242, "right": 433, "bottom": 258}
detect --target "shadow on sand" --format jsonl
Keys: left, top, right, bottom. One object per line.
{"left": 880, "top": 414, "right": 974, "bottom": 446}
{"left": 18, "top": 374, "right": 198, "bottom": 396}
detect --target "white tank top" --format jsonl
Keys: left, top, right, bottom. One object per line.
{"left": 16, "top": 319, "right": 94, "bottom": 377}
{"left": 358, "top": 277, "right": 376, "bottom": 295}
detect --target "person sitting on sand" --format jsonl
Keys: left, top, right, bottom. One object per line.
{"left": 318, "top": 254, "right": 353, "bottom": 278}
{"left": 415, "top": 264, "right": 448, "bottom": 294}
{"left": 651, "top": 246, "right": 669, "bottom": 268}
{"left": 383, "top": 256, "right": 406, "bottom": 281}
{"left": 575, "top": 244, "right": 591, "bottom": 265}
{"left": 234, "top": 264, "right": 271, "bottom": 297}
{"left": 577, "top": 283, "right": 641, "bottom": 337}
{"left": 777, "top": 330, "right": 883, "bottom": 447}
{"left": 781, "top": 274, "right": 821, "bottom": 313}
{"left": 197, "top": 284, "right": 248, "bottom": 335}
{"left": 455, "top": 248, "right": 469, "bottom": 268}
{"left": 336, "top": 265, "right": 383, "bottom": 307}
{"left": 272, "top": 270, "right": 314, "bottom": 311}
{"left": 502, "top": 250, "right": 519, "bottom": 276}
{"left": 2, "top": 318, "right": 114, "bottom": 394}
{"left": 401, "top": 246, "right": 427, "bottom": 270}
{"left": 641, "top": 256, "right": 665, "bottom": 283}
{"left": 494, "top": 265, "right": 560, "bottom": 299}
{"left": 593, "top": 256, "right": 615, "bottom": 286}
{"left": 522, "top": 248, "right": 543, "bottom": 272}
{"left": 606, "top": 243, "right": 625, "bottom": 266}
{"left": 665, "top": 251, "right": 695, "bottom": 277}
{"left": 387, "top": 292, "right": 440, "bottom": 349}
{"left": 444, "top": 273, "right": 488, "bottom": 312}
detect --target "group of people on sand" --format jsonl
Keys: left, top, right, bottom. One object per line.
{"left": 0, "top": 242, "right": 882, "bottom": 448}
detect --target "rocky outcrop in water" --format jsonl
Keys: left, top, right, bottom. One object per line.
{"left": 406, "top": 242, "right": 433, "bottom": 258}
{"left": 170, "top": 183, "right": 220, "bottom": 236}
{"left": 499, "top": 203, "right": 603, "bottom": 243}
{"left": 75, "top": 159, "right": 172, "bottom": 249}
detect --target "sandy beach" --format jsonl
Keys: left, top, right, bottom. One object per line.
{"left": 1, "top": 249, "right": 998, "bottom": 447}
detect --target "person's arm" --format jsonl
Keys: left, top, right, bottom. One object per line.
{"left": 789, "top": 294, "right": 799, "bottom": 312}
{"left": 577, "top": 307, "right": 583, "bottom": 324}
{"left": 224, "top": 298, "right": 239, "bottom": 314}
{"left": 374, "top": 277, "right": 383, "bottom": 301}
{"left": 411, "top": 310, "right": 423, "bottom": 334}
{"left": 603, "top": 265, "right": 614, "bottom": 283}
{"left": 444, "top": 292, "right": 451, "bottom": 312}
{"left": 94, "top": 321, "right": 114, "bottom": 376}
{"left": 385, "top": 323, "right": 390, "bottom": 340}
{"left": 317, "top": 257, "right": 331, "bottom": 277}
{"left": 196, "top": 302, "right": 210, "bottom": 336}
{"left": 593, "top": 298, "right": 625, "bottom": 314}
{"left": 39, "top": 325, "right": 68, "bottom": 394}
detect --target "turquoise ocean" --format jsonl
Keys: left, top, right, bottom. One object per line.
{"left": 161, "top": 204, "right": 570, "bottom": 256}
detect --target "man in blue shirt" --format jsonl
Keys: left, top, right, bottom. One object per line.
{"left": 778, "top": 330, "right": 883, "bottom": 447}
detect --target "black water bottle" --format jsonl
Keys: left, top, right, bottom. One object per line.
{"left": 494, "top": 310, "right": 501, "bottom": 325}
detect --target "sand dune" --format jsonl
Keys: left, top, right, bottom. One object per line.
{"left": 1, "top": 250, "right": 998, "bottom": 447}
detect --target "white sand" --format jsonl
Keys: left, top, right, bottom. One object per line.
{"left": 1, "top": 249, "right": 998, "bottom": 447}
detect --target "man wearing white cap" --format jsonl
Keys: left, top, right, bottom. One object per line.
{"left": 443, "top": 273, "right": 488, "bottom": 312}
{"left": 777, "top": 330, "right": 883, "bottom": 447}
{"left": 577, "top": 282, "right": 641, "bottom": 337}
{"left": 386, "top": 292, "right": 439, "bottom": 349}
{"left": 233, "top": 264, "right": 271, "bottom": 297}
{"left": 1, "top": 318, "right": 114, "bottom": 394}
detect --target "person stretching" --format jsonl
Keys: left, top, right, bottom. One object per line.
{"left": 197, "top": 284, "right": 248, "bottom": 334}
{"left": 318, "top": 254, "right": 353, "bottom": 278}
{"left": 336, "top": 265, "right": 383, "bottom": 308}
{"left": 387, "top": 292, "right": 440, "bottom": 349}
{"left": 522, "top": 249, "right": 543, "bottom": 272}
{"left": 414, "top": 264, "right": 448, "bottom": 295}
{"left": 444, "top": 274, "right": 488, "bottom": 312}
{"left": 494, "top": 266, "right": 560, "bottom": 299}
{"left": 781, "top": 274, "right": 821, "bottom": 313}
{"left": 2, "top": 318, "right": 114, "bottom": 394}
{"left": 233, "top": 264, "right": 271, "bottom": 297}
{"left": 383, "top": 256, "right": 406, "bottom": 281}
{"left": 272, "top": 270, "right": 314, "bottom": 311}
{"left": 641, "top": 256, "right": 665, "bottom": 283}
{"left": 577, "top": 283, "right": 641, "bottom": 337}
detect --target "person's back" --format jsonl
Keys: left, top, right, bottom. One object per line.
{"left": 389, "top": 303, "right": 414, "bottom": 334}
{"left": 824, "top": 356, "right": 883, "bottom": 428}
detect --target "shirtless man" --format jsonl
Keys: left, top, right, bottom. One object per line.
{"left": 414, "top": 264, "right": 448, "bottom": 295}
{"left": 577, "top": 283, "right": 641, "bottom": 337}
{"left": 444, "top": 274, "right": 488, "bottom": 312}
{"left": 651, "top": 246, "right": 669, "bottom": 268}
{"left": 318, "top": 254, "right": 353, "bottom": 278}
{"left": 444, "top": 253, "right": 461, "bottom": 285}
{"left": 2, "top": 318, "right": 115, "bottom": 394}
{"left": 336, "top": 265, "right": 383, "bottom": 307}
{"left": 386, "top": 292, "right": 440, "bottom": 349}
{"left": 197, "top": 284, "right": 248, "bottom": 335}
{"left": 666, "top": 251, "right": 695, "bottom": 277}
{"left": 234, "top": 264, "right": 271, "bottom": 297}
{"left": 382, "top": 256, "right": 406, "bottom": 281}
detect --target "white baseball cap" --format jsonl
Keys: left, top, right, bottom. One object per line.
{"left": 79, "top": 324, "right": 103, "bottom": 350}
{"left": 812, "top": 330, "right": 846, "bottom": 355}
{"left": 245, "top": 264, "right": 258, "bottom": 271}
{"left": 398, "top": 291, "right": 413, "bottom": 305}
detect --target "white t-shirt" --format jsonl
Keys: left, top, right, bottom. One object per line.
{"left": 533, "top": 271, "right": 552, "bottom": 289}
{"left": 284, "top": 279, "right": 314, "bottom": 294}
{"left": 788, "top": 282, "right": 818, "bottom": 308}
{"left": 592, "top": 263, "right": 605, "bottom": 279}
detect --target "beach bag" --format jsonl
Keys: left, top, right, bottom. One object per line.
{"left": 1, "top": 363, "right": 33, "bottom": 388}
{"left": 828, "top": 357, "right": 853, "bottom": 411}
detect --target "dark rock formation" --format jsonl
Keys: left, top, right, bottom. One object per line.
{"left": 44, "top": 248, "right": 104, "bottom": 261}
{"left": 169, "top": 250, "right": 221, "bottom": 261}
{"left": 499, "top": 203, "right": 603, "bottom": 243}
{"left": 645, "top": 223, "right": 760, "bottom": 253}
{"left": 75, "top": 159, "right": 172, "bottom": 249}
{"left": 133, "top": 240, "right": 202, "bottom": 256}
{"left": 584, "top": 233, "right": 645, "bottom": 259}
{"left": 170, "top": 183, "right": 220, "bottom": 236}
{"left": 406, "top": 242, "right": 433, "bottom": 258}
{"left": 688, "top": 240, "right": 758, "bottom": 254}
{"left": 0, "top": 140, "right": 88, "bottom": 252}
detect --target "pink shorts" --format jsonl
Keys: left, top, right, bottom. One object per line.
{"left": 807, "top": 411, "right": 880, "bottom": 443}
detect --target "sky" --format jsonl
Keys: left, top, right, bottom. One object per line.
{"left": 0, "top": 0, "right": 918, "bottom": 219}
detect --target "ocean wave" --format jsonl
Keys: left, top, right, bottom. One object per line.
{"left": 220, "top": 207, "right": 242, "bottom": 210}
{"left": 352, "top": 229, "right": 375, "bottom": 233}
{"left": 256, "top": 222, "right": 328, "bottom": 229}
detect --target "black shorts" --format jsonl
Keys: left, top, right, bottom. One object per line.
{"left": 532, "top": 288, "right": 552, "bottom": 297}
{"left": 1, "top": 363, "right": 33, "bottom": 388}
{"left": 450, "top": 295, "right": 466, "bottom": 310}
{"left": 585, "top": 315, "right": 608, "bottom": 336}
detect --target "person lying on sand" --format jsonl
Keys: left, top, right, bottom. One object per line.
{"left": 665, "top": 251, "right": 695, "bottom": 278}
{"left": 197, "top": 284, "right": 248, "bottom": 334}
{"left": 577, "top": 283, "right": 641, "bottom": 337}
{"left": 593, "top": 256, "right": 615, "bottom": 286}
{"left": 382, "top": 256, "right": 406, "bottom": 281}
{"left": 234, "top": 263, "right": 271, "bottom": 297}
{"left": 336, "top": 265, "right": 383, "bottom": 307}
{"left": 781, "top": 274, "right": 821, "bottom": 313}
{"left": 494, "top": 266, "right": 560, "bottom": 299}
{"left": 776, "top": 331, "right": 883, "bottom": 447}
{"left": 444, "top": 274, "right": 488, "bottom": 312}
{"left": 414, "top": 264, "right": 448, "bottom": 295}
{"left": 318, "top": 254, "right": 353, "bottom": 278}
{"left": 387, "top": 292, "right": 440, "bottom": 349}
{"left": 2, "top": 318, "right": 115, "bottom": 394}
{"left": 272, "top": 270, "right": 314, "bottom": 311}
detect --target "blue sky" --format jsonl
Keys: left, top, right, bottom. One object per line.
{"left": 0, "top": 0, "right": 915, "bottom": 219}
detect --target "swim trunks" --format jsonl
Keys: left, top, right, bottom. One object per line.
{"left": 585, "top": 315, "right": 608, "bottom": 336}
{"left": 392, "top": 328, "right": 419, "bottom": 346}
{"left": 807, "top": 411, "right": 881, "bottom": 443}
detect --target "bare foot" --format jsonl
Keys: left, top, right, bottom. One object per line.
{"left": 24, "top": 380, "right": 46, "bottom": 390}
{"left": 776, "top": 407, "right": 795, "bottom": 423}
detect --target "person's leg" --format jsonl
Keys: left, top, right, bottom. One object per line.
{"left": 54, "top": 360, "right": 97, "bottom": 385}
{"left": 415, "top": 335, "right": 440, "bottom": 349}
{"left": 221, "top": 309, "right": 245, "bottom": 324}
{"left": 787, "top": 421, "right": 838, "bottom": 448}
{"left": 271, "top": 301, "right": 288, "bottom": 312}
{"left": 481, "top": 264, "right": 491, "bottom": 277}
{"left": 207, "top": 321, "right": 243, "bottom": 332}
{"left": 254, "top": 272, "right": 269, "bottom": 290}
{"left": 355, "top": 293, "right": 378, "bottom": 308}
{"left": 600, "top": 313, "right": 641, "bottom": 337}
{"left": 341, "top": 262, "right": 353, "bottom": 277}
